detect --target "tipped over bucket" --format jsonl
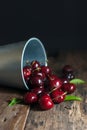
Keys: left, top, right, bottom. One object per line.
{"left": 0, "top": 37, "right": 47, "bottom": 89}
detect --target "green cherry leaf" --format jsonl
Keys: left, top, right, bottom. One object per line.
{"left": 8, "top": 98, "right": 23, "bottom": 106}
{"left": 70, "top": 78, "right": 85, "bottom": 85}
{"left": 64, "top": 95, "right": 82, "bottom": 101}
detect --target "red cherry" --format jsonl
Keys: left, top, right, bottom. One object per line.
{"left": 61, "top": 78, "right": 69, "bottom": 84}
{"left": 61, "top": 83, "right": 76, "bottom": 94}
{"left": 31, "top": 86, "right": 45, "bottom": 96}
{"left": 49, "top": 77, "right": 62, "bottom": 90}
{"left": 39, "top": 94, "right": 54, "bottom": 110}
{"left": 24, "top": 92, "right": 38, "bottom": 104}
{"left": 41, "top": 66, "right": 52, "bottom": 76}
{"left": 31, "top": 60, "right": 40, "bottom": 70}
{"left": 51, "top": 90, "right": 66, "bottom": 103}
{"left": 32, "top": 71, "right": 46, "bottom": 81}
{"left": 62, "top": 65, "right": 73, "bottom": 74}
{"left": 30, "top": 75, "right": 44, "bottom": 87}
{"left": 23, "top": 66, "right": 32, "bottom": 81}
{"left": 39, "top": 91, "right": 50, "bottom": 98}
{"left": 63, "top": 73, "right": 75, "bottom": 80}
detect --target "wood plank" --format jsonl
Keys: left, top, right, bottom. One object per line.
{"left": 25, "top": 50, "right": 87, "bottom": 130}
{"left": 0, "top": 87, "right": 30, "bottom": 130}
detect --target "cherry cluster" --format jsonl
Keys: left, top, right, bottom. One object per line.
{"left": 23, "top": 61, "right": 76, "bottom": 110}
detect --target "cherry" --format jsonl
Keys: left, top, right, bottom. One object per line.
{"left": 39, "top": 91, "right": 50, "bottom": 97}
{"left": 22, "top": 60, "right": 78, "bottom": 111}
{"left": 62, "top": 65, "right": 73, "bottom": 74}
{"left": 31, "top": 86, "right": 45, "bottom": 96}
{"left": 49, "top": 77, "right": 62, "bottom": 90}
{"left": 24, "top": 92, "right": 38, "bottom": 104}
{"left": 30, "top": 75, "right": 44, "bottom": 88}
{"left": 61, "top": 78, "right": 69, "bottom": 84}
{"left": 51, "top": 90, "right": 66, "bottom": 103}
{"left": 23, "top": 66, "right": 32, "bottom": 81}
{"left": 39, "top": 94, "right": 54, "bottom": 110}
{"left": 61, "top": 83, "right": 76, "bottom": 94}
{"left": 32, "top": 71, "right": 46, "bottom": 81}
{"left": 63, "top": 73, "right": 75, "bottom": 80}
{"left": 41, "top": 66, "right": 52, "bottom": 76}
{"left": 31, "top": 60, "right": 40, "bottom": 70}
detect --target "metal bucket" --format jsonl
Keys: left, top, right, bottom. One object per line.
{"left": 0, "top": 37, "right": 47, "bottom": 89}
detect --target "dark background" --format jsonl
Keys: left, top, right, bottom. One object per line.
{"left": 0, "top": 1, "right": 87, "bottom": 52}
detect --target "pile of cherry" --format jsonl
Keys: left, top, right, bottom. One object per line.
{"left": 23, "top": 60, "right": 76, "bottom": 110}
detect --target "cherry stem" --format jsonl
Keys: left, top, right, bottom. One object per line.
{"left": 49, "top": 87, "right": 58, "bottom": 94}
{"left": 32, "top": 67, "right": 41, "bottom": 72}
{"left": 52, "top": 92, "right": 67, "bottom": 101}
{"left": 47, "top": 75, "right": 54, "bottom": 80}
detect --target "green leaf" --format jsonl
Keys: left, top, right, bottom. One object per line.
{"left": 64, "top": 95, "right": 82, "bottom": 101}
{"left": 8, "top": 98, "right": 22, "bottom": 106}
{"left": 70, "top": 78, "right": 85, "bottom": 85}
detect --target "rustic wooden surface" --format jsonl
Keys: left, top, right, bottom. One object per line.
{"left": 0, "top": 50, "right": 87, "bottom": 130}
{"left": 0, "top": 88, "right": 30, "bottom": 130}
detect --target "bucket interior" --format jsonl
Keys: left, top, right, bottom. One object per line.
{"left": 21, "top": 37, "right": 47, "bottom": 90}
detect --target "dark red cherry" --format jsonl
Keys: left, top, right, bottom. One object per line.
{"left": 61, "top": 83, "right": 76, "bottom": 94}
{"left": 32, "top": 71, "right": 46, "bottom": 81}
{"left": 31, "top": 86, "right": 45, "bottom": 96}
{"left": 63, "top": 73, "right": 75, "bottom": 80}
{"left": 24, "top": 92, "right": 38, "bottom": 104}
{"left": 23, "top": 66, "right": 32, "bottom": 81}
{"left": 51, "top": 90, "right": 66, "bottom": 103}
{"left": 30, "top": 75, "right": 44, "bottom": 87}
{"left": 62, "top": 65, "right": 73, "bottom": 74}
{"left": 39, "top": 94, "right": 54, "bottom": 110}
{"left": 31, "top": 60, "right": 41, "bottom": 70}
{"left": 61, "top": 78, "right": 69, "bottom": 84}
{"left": 49, "top": 77, "right": 62, "bottom": 90}
{"left": 41, "top": 66, "right": 52, "bottom": 76}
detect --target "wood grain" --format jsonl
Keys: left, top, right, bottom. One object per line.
{"left": 0, "top": 88, "right": 30, "bottom": 130}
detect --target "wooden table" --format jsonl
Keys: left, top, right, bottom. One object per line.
{"left": 0, "top": 50, "right": 87, "bottom": 130}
